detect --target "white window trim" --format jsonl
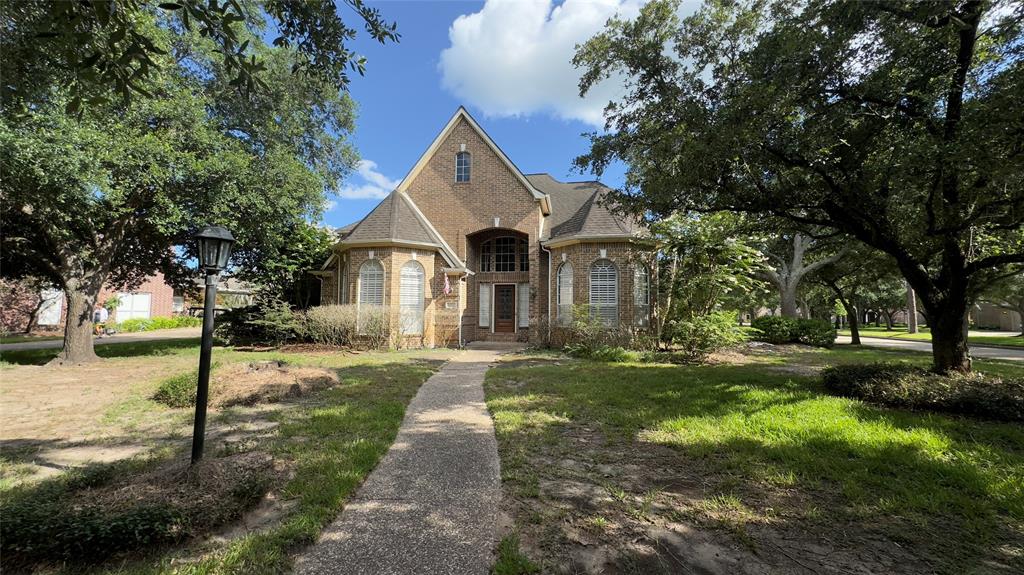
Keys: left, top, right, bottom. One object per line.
{"left": 517, "top": 283, "right": 529, "bottom": 328}
{"left": 478, "top": 283, "right": 491, "bottom": 329}
{"left": 399, "top": 261, "right": 425, "bottom": 336}
{"left": 557, "top": 262, "right": 573, "bottom": 326}
{"left": 456, "top": 151, "right": 471, "bottom": 182}
{"left": 589, "top": 259, "right": 618, "bottom": 327}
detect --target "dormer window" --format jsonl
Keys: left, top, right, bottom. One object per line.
{"left": 456, "top": 151, "right": 471, "bottom": 182}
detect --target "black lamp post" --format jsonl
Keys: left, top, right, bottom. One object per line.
{"left": 191, "top": 225, "right": 235, "bottom": 464}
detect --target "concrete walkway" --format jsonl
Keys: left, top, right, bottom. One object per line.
{"left": 836, "top": 336, "right": 1024, "bottom": 362}
{"left": 0, "top": 327, "right": 201, "bottom": 352}
{"left": 295, "top": 349, "right": 503, "bottom": 575}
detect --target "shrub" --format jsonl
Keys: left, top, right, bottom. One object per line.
{"left": 794, "top": 319, "right": 837, "bottom": 348}
{"left": 750, "top": 315, "right": 797, "bottom": 344}
{"left": 565, "top": 343, "right": 637, "bottom": 362}
{"left": 355, "top": 305, "right": 393, "bottom": 350}
{"left": 821, "top": 363, "right": 1024, "bottom": 422}
{"left": 750, "top": 316, "right": 835, "bottom": 348}
{"left": 302, "top": 305, "right": 358, "bottom": 346}
{"left": 153, "top": 369, "right": 200, "bottom": 408}
{"left": 214, "top": 298, "right": 302, "bottom": 346}
{"left": 116, "top": 316, "right": 201, "bottom": 333}
{"left": 664, "top": 311, "right": 747, "bottom": 362}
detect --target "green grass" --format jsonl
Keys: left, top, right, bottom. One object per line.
{"left": 839, "top": 326, "right": 1024, "bottom": 347}
{"left": 492, "top": 534, "right": 540, "bottom": 575}
{"left": 485, "top": 347, "right": 1024, "bottom": 573}
{"left": 0, "top": 337, "right": 202, "bottom": 366}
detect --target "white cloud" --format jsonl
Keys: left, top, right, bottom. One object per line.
{"left": 337, "top": 159, "right": 401, "bottom": 200}
{"left": 439, "top": 0, "right": 650, "bottom": 126}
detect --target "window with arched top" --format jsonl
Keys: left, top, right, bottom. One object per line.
{"left": 456, "top": 151, "right": 471, "bottom": 182}
{"left": 399, "top": 261, "right": 425, "bottom": 336}
{"left": 557, "top": 262, "right": 573, "bottom": 326}
{"left": 358, "top": 259, "right": 384, "bottom": 308}
{"left": 479, "top": 236, "right": 529, "bottom": 272}
{"left": 589, "top": 259, "right": 618, "bottom": 326}
{"left": 634, "top": 264, "right": 650, "bottom": 327}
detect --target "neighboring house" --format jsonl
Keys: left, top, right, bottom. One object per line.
{"left": 1, "top": 272, "right": 183, "bottom": 333}
{"left": 320, "top": 107, "right": 653, "bottom": 347}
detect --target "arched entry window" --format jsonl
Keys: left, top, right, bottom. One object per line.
{"left": 456, "top": 151, "right": 471, "bottom": 182}
{"left": 557, "top": 262, "right": 573, "bottom": 326}
{"left": 589, "top": 259, "right": 618, "bottom": 326}
{"left": 399, "top": 261, "right": 425, "bottom": 335}
{"left": 634, "top": 264, "right": 650, "bottom": 327}
{"left": 479, "top": 236, "right": 529, "bottom": 272}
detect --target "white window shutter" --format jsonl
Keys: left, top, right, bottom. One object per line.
{"left": 518, "top": 283, "right": 529, "bottom": 327}
{"left": 478, "top": 283, "right": 491, "bottom": 328}
{"left": 589, "top": 260, "right": 618, "bottom": 326}
{"left": 399, "top": 262, "right": 424, "bottom": 335}
{"left": 557, "top": 263, "right": 573, "bottom": 326}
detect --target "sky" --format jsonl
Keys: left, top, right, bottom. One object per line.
{"left": 324, "top": 0, "right": 662, "bottom": 229}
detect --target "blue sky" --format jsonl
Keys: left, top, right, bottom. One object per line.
{"left": 323, "top": 0, "right": 661, "bottom": 228}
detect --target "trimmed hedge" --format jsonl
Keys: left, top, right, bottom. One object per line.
{"left": 821, "top": 363, "right": 1024, "bottom": 422}
{"left": 750, "top": 316, "right": 836, "bottom": 348}
{"left": 115, "top": 315, "right": 201, "bottom": 333}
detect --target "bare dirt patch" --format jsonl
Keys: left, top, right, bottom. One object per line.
{"left": 210, "top": 361, "right": 338, "bottom": 407}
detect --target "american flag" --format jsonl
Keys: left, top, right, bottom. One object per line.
{"left": 443, "top": 274, "right": 452, "bottom": 296}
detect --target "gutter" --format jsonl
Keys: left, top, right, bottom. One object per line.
{"left": 541, "top": 243, "right": 553, "bottom": 345}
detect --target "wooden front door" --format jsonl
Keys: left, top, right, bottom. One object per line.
{"left": 494, "top": 284, "right": 516, "bottom": 333}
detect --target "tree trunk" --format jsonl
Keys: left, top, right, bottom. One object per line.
{"left": 50, "top": 283, "right": 100, "bottom": 365}
{"left": 883, "top": 311, "right": 895, "bottom": 331}
{"left": 847, "top": 306, "right": 861, "bottom": 345}
{"left": 906, "top": 282, "right": 918, "bottom": 333}
{"left": 23, "top": 295, "right": 45, "bottom": 334}
{"left": 929, "top": 308, "right": 972, "bottom": 374}
{"left": 780, "top": 283, "right": 799, "bottom": 318}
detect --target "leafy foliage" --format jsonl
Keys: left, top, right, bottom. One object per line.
{"left": 153, "top": 368, "right": 201, "bottom": 408}
{"left": 751, "top": 316, "right": 836, "bottom": 348}
{"left": 574, "top": 0, "right": 1024, "bottom": 372}
{"left": 214, "top": 298, "right": 303, "bottom": 347}
{"left": 662, "top": 311, "right": 747, "bottom": 362}
{"left": 1, "top": 0, "right": 399, "bottom": 112}
{"left": 822, "top": 363, "right": 1024, "bottom": 422}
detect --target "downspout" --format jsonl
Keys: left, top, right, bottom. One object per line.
{"left": 336, "top": 252, "right": 342, "bottom": 304}
{"left": 458, "top": 274, "right": 464, "bottom": 349}
{"left": 541, "top": 243, "right": 552, "bottom": 345}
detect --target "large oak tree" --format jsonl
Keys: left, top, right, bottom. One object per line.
{"left": 574, "top": 0, "right": 1023, "bottom": 373}
{"left": 1, "top": 13, "right": 361, "bottom": 364}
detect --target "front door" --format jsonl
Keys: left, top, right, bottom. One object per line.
{"left": 494, "top": 284, "right": 516, "bottom": 333}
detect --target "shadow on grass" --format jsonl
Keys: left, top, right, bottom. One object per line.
{"left": 0, "top": 338, "right": 201, "bottom": 366}
{"left": 1, "top": 357, "right": 446, "bottom": 573}
{"left": 486, "top": 358, "right": 1024, "bottom": 573}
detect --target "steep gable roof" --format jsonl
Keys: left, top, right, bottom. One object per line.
{"left": 396, "top": 107, "right": 552, "bottom": 215}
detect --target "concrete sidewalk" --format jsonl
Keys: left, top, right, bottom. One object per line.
{"left": 0, "top": 327, "right": 201, "bottom": 352}
{"left": 836, "top": 336, "right": 1024, "bottom": 362}
{"left": 294, "top": 349, "right": 503, "bottom": 575}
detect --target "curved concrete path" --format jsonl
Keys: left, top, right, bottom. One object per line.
{"left": 295, "top": 349, "right": 502, "bottom": 575}
{"left": 836, "top": 335, "right": 1024, "bottom": 362}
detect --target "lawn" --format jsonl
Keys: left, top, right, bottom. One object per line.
{"left": 485, "top": 345, "right": 1024, "bottom": 574}
{"left": 838, "top": 325, "right": 1024, "bottom": 348}
{"left": 0, "top": 340, "right": 452, "bottom": 573}
{"left": 0, "top": 334, "right": 63, "bottom": 344}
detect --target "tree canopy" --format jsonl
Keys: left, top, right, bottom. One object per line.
{"left": 0, "top": 9, "right": 359, "bottom": 363}
{"left": 574, "top": 0, "right": 1024, "bottom": 372}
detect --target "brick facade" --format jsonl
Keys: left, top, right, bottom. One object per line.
{"left": 326, "top": 110, "right": 651, "bottom": 347}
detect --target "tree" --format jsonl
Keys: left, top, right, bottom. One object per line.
{"left": 0, "top": 0, "right": 398, "bottom": 112}
{"left": 235, "top": 221, "right": 335, "bottom": 307}
{"left": 983, "top": 276, "right": 1024, "bottom": 336}
{"left": 1, "top": 14, "right": 358, "bottom": 364}
{"left": 815, "top": 248, "right": 895, "bottom": 346}
{"left": 574, "top": 0, "right": 1024, "bottom": 373}
{"left": 651, "top": 212, "right": 766, "bottom": 337}
{"left": 758, "top": 232, "right": 846, "bottom": 318}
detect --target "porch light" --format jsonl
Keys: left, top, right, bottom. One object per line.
{"left": 195, "top": 225, "right": 235, "bottom": 273}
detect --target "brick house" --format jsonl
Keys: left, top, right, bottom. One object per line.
{"left": 320, "top": 107, "right": 653, "bottom": 347}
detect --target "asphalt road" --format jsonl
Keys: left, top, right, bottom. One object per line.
{"left": 0, "top": 327, "right": 201, "bottom": 352}
{"left": 835, "top": 335, "right": 1024, "bottom": 362}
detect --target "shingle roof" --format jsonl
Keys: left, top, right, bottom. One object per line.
{"left": 525, "top": 174, "right": 639, "bottom": 241}
{"left": 342, "top": 191, "right": 438, "bottom": 245}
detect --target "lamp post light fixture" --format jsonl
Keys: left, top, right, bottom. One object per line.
{"left": 191, "top": 225, "right": 235, "bottom": 464}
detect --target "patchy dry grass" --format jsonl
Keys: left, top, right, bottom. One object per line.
{"left": 485, "top": 345, "right": 1024, "bottom": 574}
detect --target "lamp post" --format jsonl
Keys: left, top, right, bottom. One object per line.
{"left": 191, "top": 225, "right": 235, "bottom": 464}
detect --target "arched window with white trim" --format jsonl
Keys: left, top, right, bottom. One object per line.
{"left": 399, "top": 261, "right": 425, "bottom": 335}
{"left": 557, "top": 262, "right": 573, "bottom": 326}
{"left": 589, "top": 259, "right": 618, "bottom": 326}
{"left": 358, "top": 259, "right": 384, "bottom": 308}
{"left": 634, "top": 264, "right": 650, "bottom": 327}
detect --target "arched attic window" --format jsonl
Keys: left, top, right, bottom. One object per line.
{"left": 456, "top": 151, "right": 471, "bottom": 182}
